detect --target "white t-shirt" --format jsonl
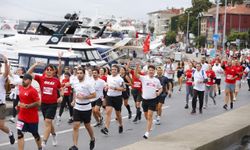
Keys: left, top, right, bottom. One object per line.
{"left": 73, "top": 80, "right": 95, "bottom": 111}
{"left": 164, "top": 63, "right": 175, "bottom": 79}
{"left": 244, "top": 67, "right": 250, "bottom": 79}
{"left": 70, "top": 75, "right": 78, "bottom": 87}
{"left": 193, "top": 70, "right": 207, "bottom": 91}
{"left": 140, "top": 75, "right": 162, "bottom": 99}
{"left": 212, "top": 64, "right": 224, "bottom": 79}
{"left": 89, "top": 78, "right": 105, "bottom": 102}
{"left": 0, "top": 75, "right": 6, "bottom": 104}
{"left": 202, "top": 63, "right": 209, "bottom": 72}
{"left": 107, "top": 75, "right": 124, "bottom": 97}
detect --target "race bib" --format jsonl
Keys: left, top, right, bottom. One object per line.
{"left": 134, "top": 82, "right": 141, "bottom": 88}
{"left": 16, "top": 120, "right": 24, "bottom": 130}
{"left": 64, "top": 88, "right": 68, "bottom": 93}
{"left": 227, "top": 75, "right": 233, "bottom": 80}
{"left": 187, "top": 78, "right": 192, "bottom": 82}
{"left": 43, "top": 87, "right": 53, "bottom": 95}
{"left": 208, "top": 78, "right": 211, "bottom": 82}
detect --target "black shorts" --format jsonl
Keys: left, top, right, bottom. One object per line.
{"left": 215, "top": 79, "right": 221, "bottom": 85}
{"left": 41, "top": 103, "right": 57, "bottom": 120}
{"left": 91, "top": 98, "right": 102, "bottom": 107}
{"left": 157, "top": 94, "right": 167, "bottom": 104}
{"left": 131, "top": 88, "right": 142, "bottom": 102}
{"left": 106, "top": 96, "right": 123, "bottom": 111}
{"left": 17, "top": 120, "right": 38, "bottom": 134}
{"left": 73, "top": 109, "right": 92, "bottom": 124}
{"left": 142, "top": 98, "right": 158, "bottom": 112}
{"left": 122, "top": 90, "right": 130, "bottom": 99}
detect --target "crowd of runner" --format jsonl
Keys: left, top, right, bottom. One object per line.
{"left": 0, "top": 51, "right": 250, "bottom": 150}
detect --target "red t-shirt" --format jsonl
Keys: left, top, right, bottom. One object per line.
{"left": 130, "top": 70, "right": 144, "bottom": 92}
{"left": 35, "top": 75, "right": 61, "bottom": 104}
{"left": 62, "top": 78, "right": 71, "bottom": 96}
{"left": 100, "top": 75, "right": 107, "bottom": 82}
{"left": 18, "top": 86, "right": 40, "bottom": 123}
{"left": 224, "top": 66, "right": 237, "bottom": 84}
{"left": 185, "top": 69, "right": 193, "bottom": 86}
{"left": 235, "top": 65, "right": 243, "bottom": 80}
{"left": 206, "top": 70, "right": 216, "bottom": 86}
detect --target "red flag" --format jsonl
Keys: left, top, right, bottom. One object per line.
{"left": 85, "top": 38, "right": 92, "bottom": 46}
{"left": 135, "top": 32, "right": 139, "bottom": 39}
{"left": 143, "top": 34, "right": 150, "bottom": 54}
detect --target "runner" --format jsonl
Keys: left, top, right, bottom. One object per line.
{"left": 184, "top": 62, "right": 194, "bottom": 109}
{"left": 163, "top": 58, "right": 174, "bottom": 98}
{"left": 17, "top": 74, "right": 42, "bottom": 150}
{"left": 57, "top": 72, "right": 73, "bottom": 125}
{"left": 204, "top": 64, "right": 216, "bottom": 108}
{"left": 176, "top": 61, "right": 184, "bottom": 91}
{"left": 91, "top": 69, "right": 105, "bottom": 127}
{"left": 28, "top": 62, "right": 62, "bottom": 149}
{"left": 234, "top": 60, "right": 244, "bottom": 101}
{"left": 212, "top": 60, "right": 224, "bottom": 96}
{"left": 191, "top": 63, "right": 208, "bottom": 114}
{"left": 69, "top": 67, "right": 96, "bottom": 150}
{"left": 101, "top": 65, "right": 125, "bottom": 135}
{"left": 120, "top": 66, "right": 132, "bottom": 119}
{"left": 243, "top": 64, "right": 250, "bottom": 91}
{"left": 135, "top": 63, "right": 162, "bottom": 139}
{"left": 222, "top": 60, "right": 238, "bottom": 110}
{"left": 0, "top": 54, "right": 15, "bottom": 145}
{"left": 155, "top": 66, "right": 168, "bottom": 125}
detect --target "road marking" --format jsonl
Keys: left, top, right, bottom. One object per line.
{"left": 0, "top": 105, "right": 170, "bottom": 147}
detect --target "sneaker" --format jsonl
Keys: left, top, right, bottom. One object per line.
{"left": 9, "top": 117, "right": 15, "bottom": 123}
{"left": 155, "top": 119, "right": 161, "bottom": 125}
{"left": 143, "top": 132, "right": 149, "bottom": 139}
{"left": 67, "top": 118, "right": 73, "bottom": 124}
{"left": 69, "top": 145, "right": 78, "bottom": 150}
{"left": 89, "top": 138, "right": 95, "bottom": 150}
{"left": 93, "top": 122, "right": 101, "bottom": 127}
{"left": 119, "top": 126, "right": 123, "bottom": 133}
{"left": 223, "top": 104, "right": 228, "bottom": 110}
{"left": 203, "top": 106, "right": 207, "bottom": 109}
{"left": 128, "top": 112, "right": 132, "bottom": 119}
{"left": 133, "top": 115, "right": 138, "bottom": 123}
{"left": 100, "top": 127, "right": 109, "bottom": 135}
{"left": 191, "top": 110, "right": 196, "bottom": 114}
{"left": 184, "top": 104, "right": 188, "bottom": 109}
{"left": 9, "top": 132, "right": 15, "bottom": 145}
{"left": 52, "top": 134, "right": 57, "bottom": 146}
{"left": 230, "top": 102, "right": 233, "bottom": 109}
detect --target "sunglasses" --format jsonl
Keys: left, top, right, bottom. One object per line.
{"left": 46, "top": 68, "right": 54, "bottom": 71}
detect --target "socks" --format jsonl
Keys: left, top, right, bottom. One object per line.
{"left": 126, "top": 105, "right": 131, "bottom": 113}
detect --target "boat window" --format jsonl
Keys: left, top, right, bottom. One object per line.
{"left": 69, "top": 59, "right": 81, "bottom": 66}
{"left": 37, "top": 23, "right": 59, "bottom": 35}
{"left": 86, "top": 51, "right": 94, "bottom": 60}
{"left": 16, "top": 21, "right": 29, "bottom": 33}
{"left": 30, "top": 57, "right": 48, "bottom": 69}
{"left": 92, "top": 50, "right": 101, "bottom": 59}
{"left": 19, "top": 55, "right": 29, "bottom": 68}
{"left": 26, "top": 23, "right": 40, "bottom": 34}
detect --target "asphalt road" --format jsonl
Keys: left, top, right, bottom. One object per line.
{"left": 0, "top": 80, "right": 250, "bottom": 150}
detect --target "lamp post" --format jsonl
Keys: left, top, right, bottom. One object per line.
{"left": 214, "top": 0, "right": 219, "bottom": 51}
{"left": 186, "top": 11, "right": 192, "bottom": 47}
{"left": 222, "top": 0, "right": 227, "bottom": 55}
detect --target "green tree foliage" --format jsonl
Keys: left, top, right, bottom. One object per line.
{"left": 171, "top": 16, "right": 179, "bottom": 33}
{"left": 195, "top": 35, "right": 206, "bottom": 47}
{"left": 165, "top": 31, "right": 177, "bottom": 45}
{"left": 227, "top": 31, "right": 248, "bottom": 42}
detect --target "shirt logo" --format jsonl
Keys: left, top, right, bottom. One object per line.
{"left": 146, "top": 82, "right": 156, "bottom": 87}
{"left": 44, "top": 81, "right": 55, "bottom": 85}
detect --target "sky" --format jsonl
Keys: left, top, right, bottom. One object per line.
{"left": 0, "top": 0, "right": 192, "bottom": 21}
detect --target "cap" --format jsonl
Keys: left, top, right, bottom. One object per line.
{"left": 23, "top": 74, "right": 33, "bottom": 81}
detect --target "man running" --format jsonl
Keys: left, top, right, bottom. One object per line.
{"left": 0, "top": 54, "right": 15, "bottom": 145}
{"left": 135, "top": 63, "right": 162, "bottom": 139}
{"left": 101, "top": 65, "right": 125, "bottom": 135}
{"left": 17, "top": 74, "right": 42, "bottom": 150}
{"left": 28, "top": 63, "right": 62, "bottom": 149}
{"left": 69, "top": 67, "right": 96, "bottom": 150}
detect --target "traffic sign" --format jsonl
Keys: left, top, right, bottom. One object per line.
{"left": 213, "top": 34, "right": 220, "bottom": 41}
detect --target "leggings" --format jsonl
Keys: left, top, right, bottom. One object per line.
{"left": 59, "top": 95, "right": 73, "bottom": 117}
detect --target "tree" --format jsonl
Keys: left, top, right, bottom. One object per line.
{"left": 165, "top": 31, "right": 177, "bottom": 45}
{"left": 195, "top": 35, "right": 206, "bottom": 48}
{"left": 171, "top": 16, "right": 179, "bottom": 33}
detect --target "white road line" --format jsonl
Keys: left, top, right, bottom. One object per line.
{"left": 0, "top": 105, "right": 170, "bottom": 147}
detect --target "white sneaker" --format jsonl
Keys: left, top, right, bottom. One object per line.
{"left": 42, "top": 142, "right": 46, "bottom": 150}
{"left": 155, "top": 119, "right": 161, "bottom": 125}
{"left": 143, "top": 132, "right": 149, "bottom": 139}
{"left": 52, "top": 134, "right": 57, "bottom": 146}
{"left": 56, "top": 116, "right": 61, "bottom": 126}
{"left": 9, "top": 117, "right": 15, "bottom": 123}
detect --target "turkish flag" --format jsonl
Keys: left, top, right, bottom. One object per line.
{"left": 85, "top": 38, "right": 92, "bottom": 46}
{"left": 135, "top": 32, "right": 139, "bottom": 38}
{"left": 143, "top": 34, "right": 150, "bottom": 54}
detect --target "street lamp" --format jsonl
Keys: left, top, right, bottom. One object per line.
{"left": 222, "top": 0, "right": 227, "bottom": 54}
{"left": 214, "top": 0, "right": 220, "bottom": 51}
{"left": 186, "top": 11, "right": 192, "bottom": 47}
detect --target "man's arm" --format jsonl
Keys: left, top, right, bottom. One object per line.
{"left": 135, "top": 63, "right": 140, "bottom": 79}
{"left": 27, "top": 62, "right": 43, "bottom": 78}
{"left": 3, "top": 55, "right": 9, "bottom": 78}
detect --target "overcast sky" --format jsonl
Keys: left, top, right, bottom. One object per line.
{"left": 0, "top": 0, "right": 193, "bottom": 21}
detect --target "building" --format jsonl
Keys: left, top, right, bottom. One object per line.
{"left": 147, "top": 8, "right": 183, "bottom": 35}
{"left": 200, "top": 3, "right": 250, "bottom": 45}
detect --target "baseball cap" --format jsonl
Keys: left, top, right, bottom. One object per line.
{"left": 22, "top": 74, "right": 33, "bottom": 81}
